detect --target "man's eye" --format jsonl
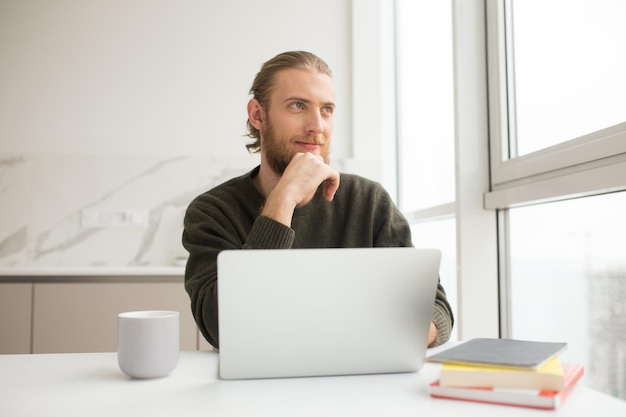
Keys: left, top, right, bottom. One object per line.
{"left": 322, "top": 106, "right": 334, "bottom": 114}
{"left": 290, "top": 102, "right": 304, "bottom": 110}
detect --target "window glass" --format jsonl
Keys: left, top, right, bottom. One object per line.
{"left": 509, "top": 0, "right": 626, "bottom": 156}
{"left": 509, "top": 191, "right": 626, "bottom": 399}
{"left": 396, "top": 0, "right": 455, "bottom": 211}
{"left": 411, "top": 217, "right": 458, "bottom": 342}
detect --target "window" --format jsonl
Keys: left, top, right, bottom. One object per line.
{"left": 508, "top": 192, "right": 626, "bottom": 399}
{"left": 486, "top": 0, "right": 626, "bottom": 400}
{"left": 395, "top": 0, "right": 455, "bottom": 212}
{"left": 395, "top": 0, "right": 457, "bottom": 341}
{"left": 486, "top": 0, "right": 626, "bottom": 206}
{"left": 396, "top": 1, "right": 626, "bottom": 400}
{"left": 509, "top": 192, "right": 626, "bottom": 398}
{"left": 507, "top": 0, "right": 626, "bottom": 156}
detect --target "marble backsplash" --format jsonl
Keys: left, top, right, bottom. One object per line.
{"left": 0, "top": 154, "right": 261, "bottom": 268}
{"left": 0, "top": 154, "right": 361, "bottom": 269}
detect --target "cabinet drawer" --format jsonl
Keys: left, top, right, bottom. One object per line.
{"left": 33, "top": 282, "right": 196, "bottom": 353}
{"left": 0, "top": 283, "right": 32, "bottom": 354}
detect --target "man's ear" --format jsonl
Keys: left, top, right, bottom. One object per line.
{"left": 247, "top": 98, "right": 265, "bottom": 130}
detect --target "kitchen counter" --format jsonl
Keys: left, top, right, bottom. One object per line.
{"left": 0, "top": 266, "right": 185, "bottom": 282}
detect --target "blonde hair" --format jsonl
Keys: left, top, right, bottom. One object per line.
{"left": 245, "top": 51, "right": 333, "bottom": 153}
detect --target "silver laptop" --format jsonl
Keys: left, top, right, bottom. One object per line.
{"left": 217, "top": 247, "right": 441, "bottom": 380}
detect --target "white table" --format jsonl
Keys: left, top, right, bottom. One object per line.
{"left": 1, "top": 349, "right": 625, "bottom": 416}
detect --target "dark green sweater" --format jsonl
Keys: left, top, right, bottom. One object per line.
{"left": 183, "top": 166, "right": 454, "bottom": 349}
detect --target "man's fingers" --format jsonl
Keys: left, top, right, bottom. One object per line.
{"left": 322, "top": 173, "right": 340, "bottom": 201}
{"left": 281, "top": 152, "right": 340, "bottom": 204}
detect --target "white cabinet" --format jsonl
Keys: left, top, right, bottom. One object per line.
{"left": 32, "top": 282, "right": 197, "bottom": 353}
{"left": 0, "top": 283, "right": 32, "bottom": 354}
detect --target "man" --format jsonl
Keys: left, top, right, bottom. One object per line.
{"left": 183, "top": 51, "right": 454, "bottom": 350}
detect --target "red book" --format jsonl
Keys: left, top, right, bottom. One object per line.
{"left": 429, "top": 363, "right": 584, "bottom": 410}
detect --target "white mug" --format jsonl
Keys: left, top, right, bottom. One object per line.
{"left": 117, "top": 310, "right": 180, "bottom": 379}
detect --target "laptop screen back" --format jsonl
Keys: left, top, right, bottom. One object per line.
{"left": 217, "top": 247, "right": 441, "bottom": 379}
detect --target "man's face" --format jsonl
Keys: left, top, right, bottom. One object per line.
{"left": 260, "top": 68, "right": 335, "bottom": 174}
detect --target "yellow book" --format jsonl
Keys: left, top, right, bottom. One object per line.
{"left": 439, "top": 356, "right": 565, "bottom": 391}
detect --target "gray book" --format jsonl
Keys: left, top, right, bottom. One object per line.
{"left": 427, "top": 338, "right": 568, "bottom": 370}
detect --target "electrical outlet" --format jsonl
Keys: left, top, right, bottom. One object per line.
{"left": 81, "top": 208, "right": 150, "bottom": 229}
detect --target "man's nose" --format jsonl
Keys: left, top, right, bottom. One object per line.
{"left": 305, "top": 111, "right": 324, "bottom": 135}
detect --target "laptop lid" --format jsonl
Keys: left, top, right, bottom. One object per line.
{"left": 217, "top": 247, "right": 441, "bottom": 380}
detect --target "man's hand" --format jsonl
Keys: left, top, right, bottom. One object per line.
{"left": 262, "top": 153, "right": 340, "bottom": 226}
{"left": 427, "top": 321, "right": 438, "bottom": 347}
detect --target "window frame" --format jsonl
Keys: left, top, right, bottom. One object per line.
{"left": 388, "top": 0, "right": 626, "bottom": 342}
{"left": 485, "top": 0, "right": 626, "bottom": 340}
{"left": 485, "top": 0, "right": 626, "bottom": 210}
{"left": 393, "top": 0, "right": 501, "bottom": 340}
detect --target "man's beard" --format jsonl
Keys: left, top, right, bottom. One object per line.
{"left": 261, "top": 119, "right": 330, "bottom": 175}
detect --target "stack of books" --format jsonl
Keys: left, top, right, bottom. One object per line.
{"left": 427, "top": 338, "right": 585, "bottom": 410}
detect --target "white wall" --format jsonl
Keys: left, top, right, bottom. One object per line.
{"left": 0, "top": 0, "right": 352, "bottom": 157}
{"left": 0, "top": 0, "right": 369, "bottom": 267}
